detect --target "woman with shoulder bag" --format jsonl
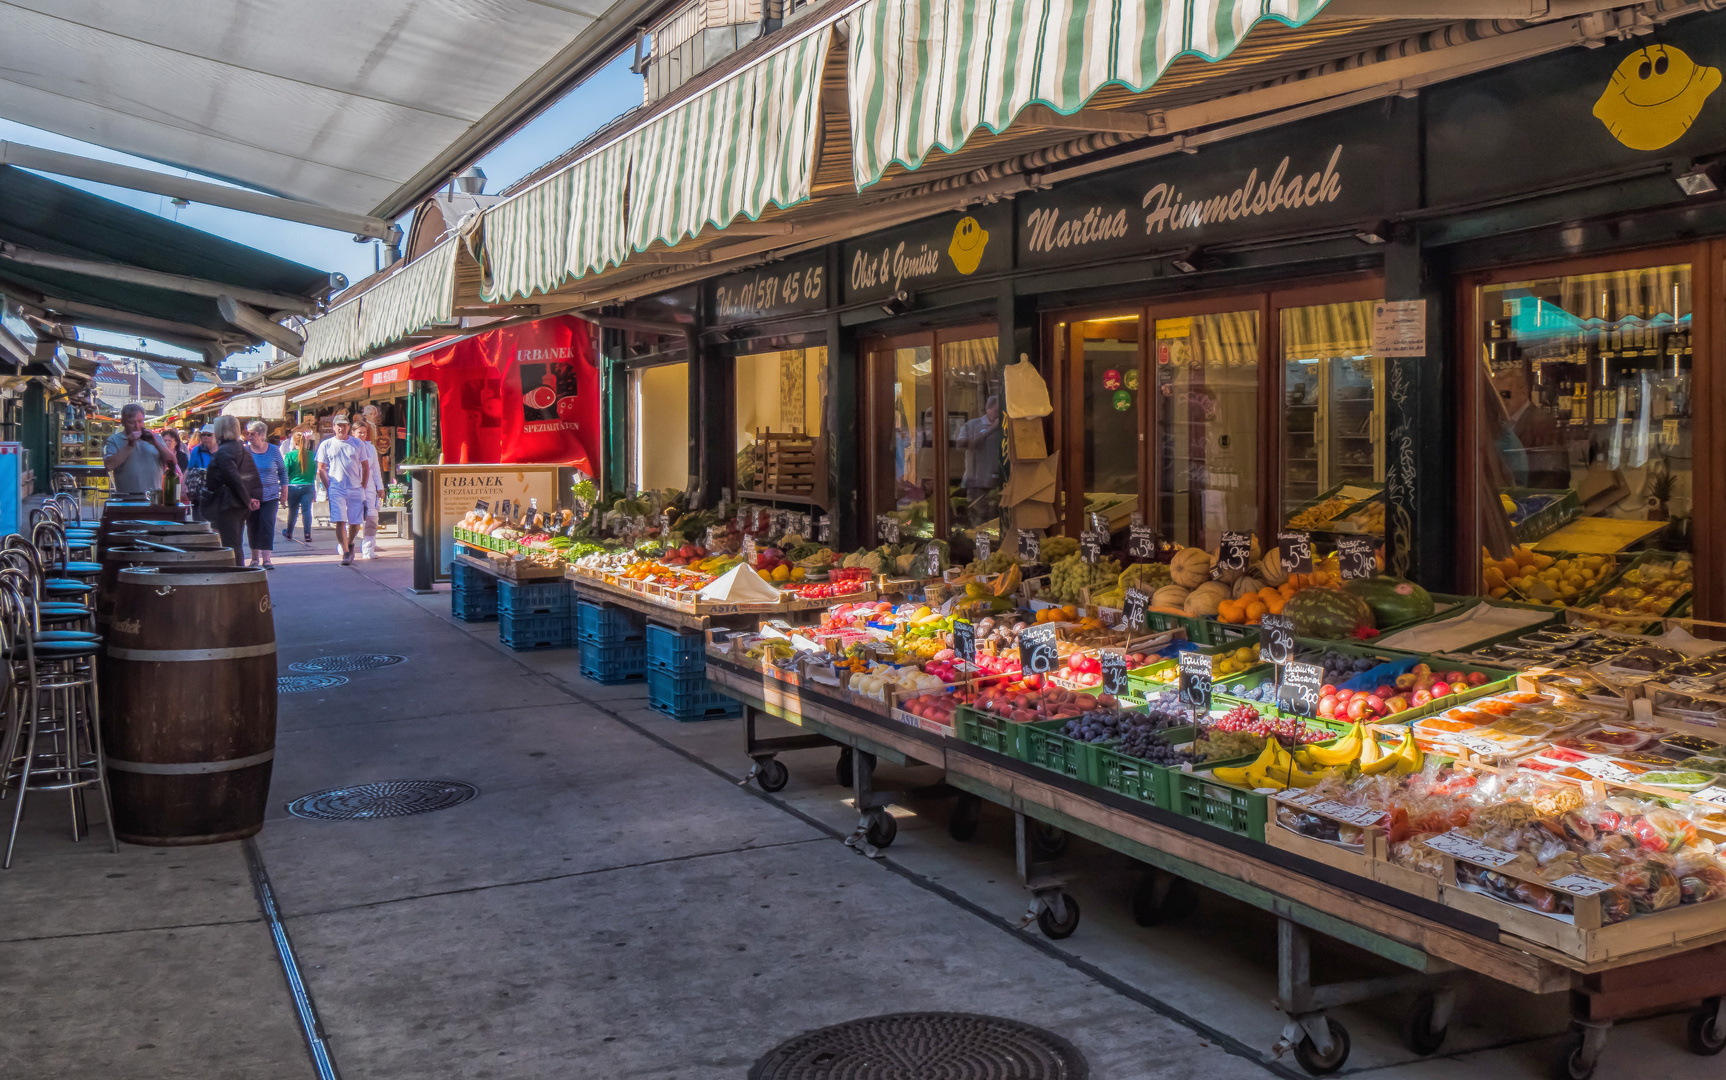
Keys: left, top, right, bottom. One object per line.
{"left": 201, "top": 416, "right": 262, "bottom": 566}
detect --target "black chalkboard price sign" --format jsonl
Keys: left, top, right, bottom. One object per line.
{"left": 1019, "top": 625, "right": 1059, "bottom": 676}
{"left": 1178, "top": 651, "right": 1213, "bottom": 712}
{"left": 953, "top": 619, "right": 976, "bottom": 662}
{"left": 1218, "top": 531, "right": 1253, "bottom": 573}
{"left": 1337, "top": 536, "right": 1376, "bottom": 580}
{"left": 1277, "top": 530, "right": 1313, "bottom": 575}
{"left": 1127, "top": 526, "right": 1156, "bottom": 559}
{"left": 1122, "top": 587, "right": 1149, "bottom": 631}
{"left": 1017, "top": 531, "right": 1040, "bottom": 565}
{"left": 925, "top": 544, "right": 943, "bottom": 578}
{"left": 1079, "top": 532, "right": 1101, "bottom": 565}
{"left": 1100, "top": 652, "right": 1128, "bottom": 696}
{"left": 1260, "top": 612, "right": 1295, "bottom": 666}
{"left": 1279, "top": 660, "right": 1324, "bottom": 718}
{"left": 975, "top": 533, "right": 992, "bottom": 561}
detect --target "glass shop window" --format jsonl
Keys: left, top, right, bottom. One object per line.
{"left": 1154, "top": 310, "right": 1259, "bottom": 549}
{"left": 627, "top": 362, "right": 689, "bottom": 492}
{"left": 733, "top": 347, "right": 827, "bottom": 495}
{"left": 1282, "top": 300, "right": 1384, "bottom": 535}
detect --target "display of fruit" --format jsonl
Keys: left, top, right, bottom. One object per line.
{"left": 973, "top": 678, "right": 1104, "bottom": 723}
{"left": 898, "top": 690, "right": 966, "bottom": 725}
{"left": 1343, "top": 576, "right": 1434, "bottom": 628}
{"left": 1055, "top": 653, "right": 1104, "bottom": 687}
{"left": 1482, "top": 545, "right": 1617, "bottom": 606}
{"left": 1298, "top": 647, "right": 1392, "bottom": 687}
{"left": 1289, "top": 494, "right": 1357, "bottom": 529}
{"left": 1222, "top": 681, "right": 1279, "bottom": 705}
{"left": 1117, "top": 729, "right": 1194, "bottom": 764}
{"left": 1314, "top": 663, "right": 1487, "bottom": 722}
{"left": 1170, "top": 546, "right": 1214, "bottom": 588}
{"left": 1212, "top": 644, "right": 1262, "bottom": 678}
{"left": 1192, "top": 729, "right": 1267, "bottom": 763}
{"left": 1182, "top": 580, "right": 1230, "bottom": 617}
{"left": 1151, "top": 584, "right": 1191, "bottom": 611}
{"left": 1216, "top": 584, "right": 1289, "bottom": 624}
{"left": 965, "top": 549, "right": 1017, "bottom": 575}
{"left": 1138, "top": 690, "right": 1196, "bottom": 727}
{"left": 1208, "top": 702, "right": 1326, "bottom": 746}
{"left": 1034, "top": 604, "right": 1081, "bottom": 624}
{"left": 1118, "top": 561, "right": 1172, "bottom": 593}
{"left": 1060, "top": 703, "right": 1173, "bottom": 745}
{"left": 1283, "top": 586, "right": 1377, "bottom": 639}
{"left": 1039, "top": 536, "right": 1079, "bottom": 564}
{"left": 1049, "top": 553, "right": 1122, "bottom": 603}
{"left": 1574, "top": 555, "right": 1693, "bottom": 623}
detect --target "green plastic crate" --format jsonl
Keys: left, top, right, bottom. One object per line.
{"left": 1504, "top": 486, "right": 1580, "bottom": 544}
{"left": 1016, "top": 718, "right": 1100, "bottom": 783}
{"left": 1171, "top": 769, "right": 1270, "bottom": 840}
{"left": 954, "top": 705, "right": 1029, "bottom": 756}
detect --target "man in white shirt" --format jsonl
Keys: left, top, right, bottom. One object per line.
{"left": 315, "top": 415, "right": 370, "bottom": 565}
{"left": 355, "top": 415, "right": 386, "bottom": 560}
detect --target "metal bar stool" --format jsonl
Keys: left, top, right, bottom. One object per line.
{"left": 37, "top": 503, "right": 96, "bottom": 558}
{"left": 0, "top": 576, "right": 115, "bottom": 867}
{"left": 33, "top": 521, "right": 102, "bottom": 584}
{"left": 0, "top": 547, "right": 97, "bottom": 635}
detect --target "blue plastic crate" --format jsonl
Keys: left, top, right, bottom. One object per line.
{"left": 451, "top": 562, "right": 497, "bottom": 592}
{"left": 579, "top": 639, "right": 647, "bottom": 684}
{"left": 499, "top": 611, "right": 573, "bottom": 651}
{"left": 452, "top": 585, "right": 497, "bottom": 623}
{"left": 576, "top": 600, "right": 645, "bottom": 645}
{"left": 499, "top": 578, "right": 571, "bottom": 615}
{"left": 646, "top": 622, "right": 706, "bottom": 675}
{"left": 646, "top": 667, "right": 740, "bottom": 721}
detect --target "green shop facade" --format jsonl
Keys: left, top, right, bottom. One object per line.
{"left": 601, "top": 18, "right": 1726, "bottom": 625}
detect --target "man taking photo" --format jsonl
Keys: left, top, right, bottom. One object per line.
{"left": 102, "top": 402, "right": 172, "bottom": 497}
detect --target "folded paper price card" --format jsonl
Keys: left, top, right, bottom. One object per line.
{"left": 1423, "top": 830, "right": 1518, "bottom": 868}
{"left": 1572, "top": 757, "right": 1638, "bottom": 784}
{"left": 1545, "top": 873, "right": 1618, "bottom": 898}
{"left": 1692, "top": 786, "right": 1726, "bottom": 808}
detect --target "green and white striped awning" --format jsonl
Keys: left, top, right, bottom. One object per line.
{"left": 845, "top": 0, "right": 1332, "bottom": 187}
{"left": 482, "top": 27, "right": 830, "bottom": 304}
{"left": 299, "top": 237, "right": 459, "bottom": 373}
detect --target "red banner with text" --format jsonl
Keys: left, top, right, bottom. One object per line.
{"left": 413, "top": 315, "right": 599, "bottom": 474}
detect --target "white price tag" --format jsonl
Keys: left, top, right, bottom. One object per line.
{"left": 1423, "top": 830, "right": 1517, "bottom": 868}
{"left": 1693, "top": 785, "right": 1726, "bottom": 807}
{"left": 1274, "top": 788, "right": 1325, "bottom": 806}
{"left": 1451, "top": 733, "right": 1506, "bottom": 756}
{"left": 1333, "top": 804, "right": 1389, "bottom": 828}
{"left": 1573, "top": 757, "right": 1638, "bottom": 784}
{"left": 1546, "top": 873, "right": 1617, "bottom": 897}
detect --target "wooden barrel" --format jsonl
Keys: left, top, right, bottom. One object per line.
{"left": 101, "top": 501, "right": 187, "bottom": 523}
{"left": 100, "top": 565, "right": 276, "bottom": 845}
{"left": 94, "top": 544, "right": 236, "bottom": 627}
{"left": 97, "top": 518, "right": 210, "bottom": 559}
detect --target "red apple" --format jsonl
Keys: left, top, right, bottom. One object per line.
{"left": 1375, "top": 684, "right": 1395, "bottom": 699}
{"left": 1410, "top": 688, "right": 1433, "bottom": 707}
{"left": 1430, "top": 680, "right": 1453, "bottom": 698}
{"left": 1336, "top": 688, "right": 1355, "bottom": 703}
{"left": 1385, "top": 695, "right": 1410, "bottom": 714}
{"left": 1321, "top": 683, "right": 1337, "bottom": 697}
{"left": 1318, "top": 694, "right": 1339, "bottom": 719}
{"left": 1443, "top": 670, "right": 1467, "bottom": 684}
{"left": 1467, "top": 672, "right": 1488, "bottom": 687}
{"left": 1347, "top": 697, "right": 1372, "bottom": 721}
{"left": 1365, "top": 694, "right": 1387, "bottom": 714}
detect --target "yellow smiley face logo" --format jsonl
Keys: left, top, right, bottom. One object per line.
{"left": 948, "top": 215, "right": 989, "bottom": 275}
{"left": 1593, "top": 44, "right": 1721, "bottom": 151}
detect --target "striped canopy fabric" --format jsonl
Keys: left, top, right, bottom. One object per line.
{"left": 482, "top": 26, "right": 830, "bottom": 304}
{"left": 299, "top": 238, "right": 458, "bottom": 373}
{"left": 845, "top": 0, "right": 1333, "bottom": 187}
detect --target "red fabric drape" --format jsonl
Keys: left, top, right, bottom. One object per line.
{"left": 414, "top": 315, "right": 600, "bottom": 473}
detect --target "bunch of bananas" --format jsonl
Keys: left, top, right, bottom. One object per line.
{"left": 1210, "top": 723, "right": 1423, "bottom": 791}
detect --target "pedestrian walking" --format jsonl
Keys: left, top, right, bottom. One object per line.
{"left": 354, "top": 418, "right": 385, "bottom": 559}
{"left": 200, "top": 416, "right": 261, "bottom": 566}
{"left": 245, "top": 420, "right": 285, "bottom": 569}
{"left": 101, "top": 403, "right": 171, "bottom": 497}
{"left": 282, "top": 431, "right": 316, "bottom": 543}
{"left": 315, "top": 415, "right": 370, "bottom": 566}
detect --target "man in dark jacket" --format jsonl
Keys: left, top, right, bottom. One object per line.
{"left": 202, "top": 416, "right": 262, "bottom": 565}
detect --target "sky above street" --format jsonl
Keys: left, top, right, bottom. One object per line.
{"left": 5, "top": 52, "right": 641, "bottom": 364}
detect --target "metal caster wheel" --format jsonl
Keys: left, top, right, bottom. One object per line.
{"left": 835, "top": 747, "right": 853, "bottom": 788}
{"left": 864, "top": 807, "right": 897, "bottom": 848}
{"left": 1132, "top": 872, "right": 1197, "bottom": 927}
{"left": 1550, "top": 1030, "right": 1596, "bottom": 1080}
{"left": 1293, "top": 1018, "right": 1350, "bottom": 1076}
{"left": 1688, "top": 997, "right": 1725, "bottom": 1056}
{"left": 1402, "top": 990, "right": 1450, "bottom": 1056}
{"left": 1030, "top": 820, "right": 1068, "bottom": 859}
{"left": 1036, "top": 893, "right": 1080, "bottom": 939}
{"left": 754, "top": 757, "right": 788, "bottom": 793}
{"left": 948, "top": 793, "right": 981, "bottom": 841}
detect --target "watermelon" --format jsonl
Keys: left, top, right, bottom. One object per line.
{"left": 1284, "top": 587, "right": 1376, "bottom": 639}
{"left": 1344, "top": 576, "right": 1434, "bottom": 628}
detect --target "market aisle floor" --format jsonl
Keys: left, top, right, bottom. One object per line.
{"left": 0, "top": 542, "right": 1704, "bottom": 1079}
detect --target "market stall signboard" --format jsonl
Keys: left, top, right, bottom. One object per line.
{"left": 842, "top": 203, "right": 1012, "bottom": 304}
{"left": 1101, "top": 652, "right": 1128, "bottom": 696}
{"left": 1214, "top": 531, "right": 1252, "bottom": 578}
{"left": 436, "top": 467, "right": 556, "bottom": 573}
{"left": 1127, "top": 525, "right": 1156, "bottom": 559}
{"left": 1337, "top": 536, "right": 1376, "bottom": 580}
{"left": 709, "top": 253, "right": 828, "bottom": 324}
{"left": 1015, "top": 100, "right": 1414, "bottom": 270}
{"left": 1080, "top": 531, "right": 1102, "bottom": 565}
{"left": 1122, "top": 587, "right": 1149, "bottom": 630}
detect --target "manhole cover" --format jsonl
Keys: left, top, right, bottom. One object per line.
{"left": 287, "top": 780, "right": 478, "bottom": 820}
{"left": 278, "top": 674, "right": 349, "bottom": 694}
{"left": 288, "top": 653, "right": 406, "bottom": 673}
{"left": 750, "top": 1013, "right": 1087, "bottom": 1079}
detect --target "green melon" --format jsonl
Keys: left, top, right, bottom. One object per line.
{"left": 1343, "top": 576, "right": 1434, "bottom": 628}
{"left": 1284, "top": 587, "right": 1376, "bottom": 639}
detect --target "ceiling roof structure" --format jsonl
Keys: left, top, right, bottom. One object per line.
{"left": 0, "top": 0, "right": 672, "bottom": 219}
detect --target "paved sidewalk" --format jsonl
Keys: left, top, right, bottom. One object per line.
{"left": 0, "top": 542, "right": 1705, "bottom": 1078}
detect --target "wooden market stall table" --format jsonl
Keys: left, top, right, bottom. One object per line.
{"left": 703, "top": 654, "right": 1726, "bottom": 1080}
